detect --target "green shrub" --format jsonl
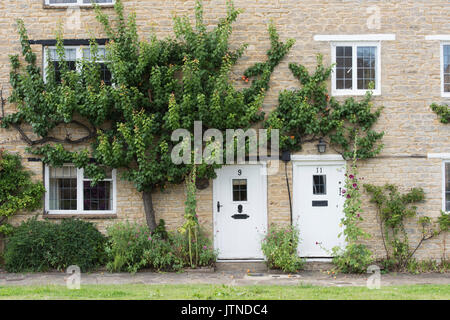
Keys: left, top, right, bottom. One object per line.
{"left": 170, "top": 230, "right": 218, "bottom": 269}
{"left": 4, "top": 218, "right": 106, "bottom": 272}
{"left": 0, "top": 150, "right": 45, "bottom": 236}
{"left": 261, "top": 224, "right": 304, "bottom": 273}
{"left": 105, "top": 221, "right": 217, "bottom": 273}
{"left": 331, "top": 243, "right": 373, "bottom": 274}
{"left": 105, "top": 221, "right": 152, "bottom": 273}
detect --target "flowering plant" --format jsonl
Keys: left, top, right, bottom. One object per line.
{"left": 261, "top": 224, "right": 305, "bottom": 273}
{"left": 332, "top": 136, "right": 373, "bottom": 273}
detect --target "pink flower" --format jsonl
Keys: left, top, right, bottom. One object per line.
{"left": 342, "top": 189, "right": 346, "bottom": 194}
{"left": 349, "top": 174, "right": 354, "bottom": 179}
{"left": 148, "top": 236, "right": 152, "bottom": 241}
{"left": 346, "top": 194, "right": 351, "bottom": 199}
{"left": 357, "top": 214, "right": 360, "bottom": 218}
{"left": 203, "top": 246, "right": 207, "bottom": 250}
{"left": 353, "top": 183, "right": 358, "bottom": 188}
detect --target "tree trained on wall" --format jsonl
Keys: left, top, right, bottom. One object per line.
{"left": 0, "top": 149, "right": 45, "bottom": 235}
{"left": 265, "top": 55, "right": 385, "bottom": 160}
{"left": 0, "top": 0, "right": 294, "bottom": 231}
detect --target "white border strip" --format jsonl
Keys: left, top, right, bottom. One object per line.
{"left": 291, "top": 154, "right": 345, "bottom": 162}
{"left": 425, "top": 35, "right": 450, "bottom": 41}
{"left": 314, "top": 34, "right": 396, "bottom": 42}
{"left": 428, "top": 153, "right": 450, "bottom": 159}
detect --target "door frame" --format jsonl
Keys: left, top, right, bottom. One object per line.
{"left": 213, "top": 163, "right": 268, "bottom": 260}
{"left": 291, "top": 154, "right": 346, "bottom": 258}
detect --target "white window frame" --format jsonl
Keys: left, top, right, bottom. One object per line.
{"left": 43, "top": 45, "right": 107, "bottom": 81}
{"left": 440, "top": 42, "right": 450, "bottom": 98}
{"left": 443, "top": 160, "right": 450, "bottom": 214}
{"left": 331, "top": 41, "right": 381, "bottom": 96}
{"left": 44, "top": 164, "right": 117, "bottom": 215}
{"left": 45, "top": 0, "right": 114, "bottom": 7}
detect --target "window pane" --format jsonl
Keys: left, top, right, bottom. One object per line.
{"left": 83, "top": 0, "right": 113, "bottom": 3}
{"left": 446, "top": 163, "right": 450, "bottom": 212}
{"left": 83, "top": 181, "right": 112, "bottom": 211}
{"left": 232, "top": 179, "right": 247, "bottom": 202}
{"left": 336, "top": 46, "right": 352, "bottom": 90}
{"left": 444, "top": 45, "right": 450, "bottom": 93}
{"left": 82, "top": 48, "right": 111, "bottom": 85}
{"left": 357, "top": 46, "right": 376, "bottom": 90}
{"left": 49, "top": 166, "right": 77, "bottom": 210}
{"left": 313, "top": 175, "right": 326, "bottom": 195}
{"left": 49, "top": 48, "right": 77, "bottom": 83}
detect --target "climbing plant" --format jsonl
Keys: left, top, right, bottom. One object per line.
{"left": 331, "top": 138, "right": 373, "bottom": 273}
{"left": 1, "top": 0, "right": 293, "bottom": 231}
{"left": 265, "top": 56, "right": 384, "bottom": 159}
{"left": 430, "top": 103, "right": 450, "bottom": 124}
{"left": 364, "top": 183, "right": 449, "bottom": 271}
{"left": 0, "top": 149, "right": 45, "bottom": 235}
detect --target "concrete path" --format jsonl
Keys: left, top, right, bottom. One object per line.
{"left": 0, "top": 269, "right": 449, "bottom": 287}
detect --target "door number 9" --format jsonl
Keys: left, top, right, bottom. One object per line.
{"left": 238, "top": 169, "right": 242, "bottom": 176}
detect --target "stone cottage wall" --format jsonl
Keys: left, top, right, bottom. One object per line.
{"left": 0, "top": 0, "right": 448, "bottom": 260}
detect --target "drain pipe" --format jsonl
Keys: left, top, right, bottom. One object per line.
{"left": 281, "top": 150, "right": 293, "bottom": 225}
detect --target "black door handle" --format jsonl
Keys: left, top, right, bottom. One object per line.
{"left": 217, "top": 201, "right": 223, "bottom": 212}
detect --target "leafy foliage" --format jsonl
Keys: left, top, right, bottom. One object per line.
{"left": 0, "top": 150, "right": 45, "bottom": 235}
{"left": 265, "top": 56, "right": 384, "bottom": 159}
{"left": 4, "top": 218, "right": 107, "bottom": 272}
{"left": 261, "top": 224, "right": 305, "bottom": 273}
{"left": 2, "top": 0, "right": 293, "bottom": 230}
{"left": 430, "top": 103, "right": 450, "bottom": 124}
{"left": 105, "top": 220, "right": 217, "bottom": 273}
{"left": 364, "top": 183, "right": 448, "bottom": 271}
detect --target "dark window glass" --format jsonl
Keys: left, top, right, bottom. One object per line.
{"left": 83, "top": 180, "right": 112, "bottom": 211}
{"left": 357, "top": 46, "right": 376, "bottom": 89}
{"left": 53, "top": 61, "right": 76, "bottom": 83}
{"left": 49, "top": 0, "right": 77, "bottom": 3}
{"left": 232, "top": 179, "right": 247, "bottom": 202}
{"left": 49, "top": 166, "right": 77, "bottom": 210}
{"left": 336, "top": 46, "right": 352, "bottom": 89}
{"left": 444, "top": 45, "right": 450, "bottom": 93}
{"left": 99, "top": 62, "right": 112, "bottom": 85}
{"left": 313, "top": 175, "right": 326, "bottom": 195}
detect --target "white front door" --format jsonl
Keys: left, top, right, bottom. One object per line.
{"left": 213, "top": 164, "right": 267, "bottom": 260}
{"left": 293, "top": 160, "right": 346, "bottom": 257}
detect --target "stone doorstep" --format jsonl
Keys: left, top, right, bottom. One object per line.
{"left": 215, "top": 261, "right": 334, "bottom": 273}
{"left": 215, "top": 261, "right": 268, "bottom": 273}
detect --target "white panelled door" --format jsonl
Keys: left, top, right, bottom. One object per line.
{"left": 293, "top": 161, "right": 346, "bottom": 257}
{"left": 213, "top": 164, "right": 267, "bottom": 260}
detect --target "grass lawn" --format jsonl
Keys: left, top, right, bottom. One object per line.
{"left": 0, "top": 284, "right": 448, "bottom": 300}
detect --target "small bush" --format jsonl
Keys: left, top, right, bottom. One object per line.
{"left": 105, "top": 220, "right": 217, "bottom": 273}
{"left": 261, "top": 224, "right": 304, "bottom": 273}
{"left": 331, "top": 243, "right": 373, "bottom": 274}
{"left": 4, "top": 218, "right": 106, "bottom": 272}
{"left": 105, "top": 221, "right": 152, "bottom": 273}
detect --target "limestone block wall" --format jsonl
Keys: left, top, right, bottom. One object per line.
{"left": 0, "top": 0, "right": 448, "bottom": 260}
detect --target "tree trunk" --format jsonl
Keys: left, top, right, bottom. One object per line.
{"left": 143, "top": 190, "right": 157, "bottom": 232}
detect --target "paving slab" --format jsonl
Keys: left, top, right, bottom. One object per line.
{"left": 0, "top": 269, "right": 448, "bottom": 287}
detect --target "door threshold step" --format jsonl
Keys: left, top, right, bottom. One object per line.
{"left": 215, "top": 261, "right": 268, "bottom": 273}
